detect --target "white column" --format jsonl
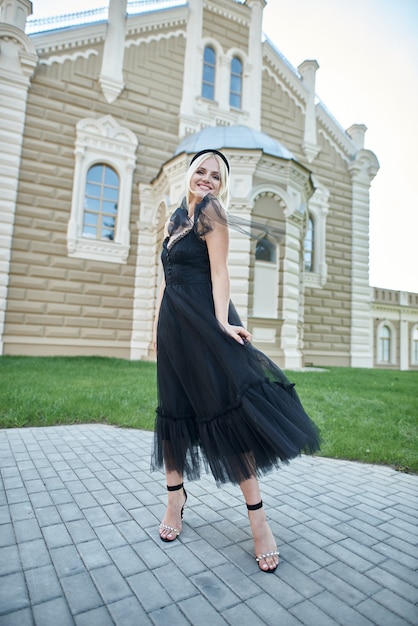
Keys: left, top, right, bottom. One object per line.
{"left": 178, "top": 0, "right": 203, "bottom": 137}
{"left": 298, "top": 59, "right": 320, "bottom": 163}
{"left": 280, "top": 214, "right": 303, "bottom": 368}
{"left": 99, "top": 0, "right": 127, "bottom": 103}
{"left": 348, "top": 146, "right": 379, "bottom": 368}
{"left": 0, "top": 0, "right": 32, "bottom": 29}
{"left": 399, "top": 292, "right": 409, "bottom": 371}
{"left": 244, "top": 0, "right": 265, "bottom": 131}
{"left": 130, "top": 185, "right": 162, "bottom": 360}
{"left": 0, "top": 0, "right": 37, "bottom": 354}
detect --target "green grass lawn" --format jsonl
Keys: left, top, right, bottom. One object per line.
{"left": 1, "top": 356, "right": 417, "bottom": 473}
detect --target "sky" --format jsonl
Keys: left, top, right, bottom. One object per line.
{"left": 28, "top": 0, "right": 418, "bottom": 293}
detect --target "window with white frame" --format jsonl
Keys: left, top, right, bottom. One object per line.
{"left": 252, "top": 236, "right": 278, "bottom": 318}
{"left": 230, "top": 56, "right": 243, "bottom": 109}
{"left": 376, "top": 320, "right": 396, "bottom": 364}
{"left": 67, "top": 115, "right": 137, "bottom": 264}
{"left": 202, "top": 46, "right": 216, "bottom": 100}
{"left": 379, "top": 325, "right": 391, "bottom": 363}
{"left": 303, "top": 214, "right": 314, "bottom": 272}
{"left": 302, "top": 179, "right": 329, "bottom": 288}
{"left": 412, "top": 325, "right": 418, "bottom": 365}
{"left": 83, "top": 164, "right": 119, "bottom": 241}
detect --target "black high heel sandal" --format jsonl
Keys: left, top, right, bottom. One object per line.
{"left": 159, "top": 483, "right": 188, "bottom": 542}
{"left": 247, "top": 500, "right": 280, "bottom": 573}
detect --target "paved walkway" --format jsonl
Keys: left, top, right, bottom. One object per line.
{"left": 0, "top": 425, "right": 417, "bottom": 626}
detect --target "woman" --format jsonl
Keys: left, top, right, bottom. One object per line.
{"left": 152, "top": 149, "right": 320, "bottom": 573}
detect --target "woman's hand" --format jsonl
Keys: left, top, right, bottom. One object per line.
{"left": 222, "top": 322, "right": 252, "bottom": 345}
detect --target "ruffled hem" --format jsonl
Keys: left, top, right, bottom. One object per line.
{"left": 152, "top": 378, "right": 321, "bottom": 485}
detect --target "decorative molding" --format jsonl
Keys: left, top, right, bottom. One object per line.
{"left": 125, "top": 29, "right": 185, "bottom": 48}
{"left": 39, "top": 49, "right": 98, "bottom": 66}
{"left": 203, "top": 0, "right": 249, "bottom": 26}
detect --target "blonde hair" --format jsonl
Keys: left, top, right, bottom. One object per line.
{"left": 186, "top": 152, "right": 230, "bottom": 208}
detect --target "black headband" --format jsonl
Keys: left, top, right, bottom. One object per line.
{"left": 190, "top": 149, "right": 230, "bottom": 173}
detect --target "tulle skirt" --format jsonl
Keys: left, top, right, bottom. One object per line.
{"left": 152, "top": 280, "right": 321, "bottom": 485}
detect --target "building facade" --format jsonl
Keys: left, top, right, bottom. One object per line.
{"left": 0, "top": 0, "right": 417, "bottom": 370}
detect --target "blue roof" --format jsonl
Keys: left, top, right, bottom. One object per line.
{"left": 174, "top": 125, "right": 295, "bottom": 161}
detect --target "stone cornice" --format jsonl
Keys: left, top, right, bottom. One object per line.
{"left": 316, "top": 102, "right": 357, "bottom": 160}
{"left": 30, "top": 5, "right": 187, "bottom": 56}
{"left": 203, "top": 0, "right": 250, "bottom": 27}
{"left": 372, "top": 304, "right": 418, "bottom": 316}
{"left": 126, "top": 4, "right": 188, "bottom": 36}
{"left": 262, "top": 40, "right": 306, "bottom": 106}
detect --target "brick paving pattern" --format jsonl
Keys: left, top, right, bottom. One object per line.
{"left": 0, "top": 424, "right": 417, "bottom": 625}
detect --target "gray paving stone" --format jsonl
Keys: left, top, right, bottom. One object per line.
{"left": 50, "top": 545, "right": 85, "bottom": 578}
{"left": 18, "top": 539, "right": 52, "bottom": 570}
{"left": 60, "top": 571, "right": 103, "bottom": 615}
{"left": 222, "top": 602, "right": 273, "bottom": 626}
{"left": 1, "top": 425, "right": 417, "bottom": 626}
{"left": 74, "top": 605, "right": 113, "bottom": 626}
{"left": 108, "top": 544, "right": 147, "bottom": 577}
{"left": 89, "top": 564, "right": 132, "bottom": 604}
{"left": 356, "top": 597, "right": 413, "bottom": 626}
{"left": 0, "top": 544, "right": 21, "bottom": 575}
{"left": 179, "top": 595, "right": 228, "bottom": 626}
{"left": 0, "top": 571, "right": 30, "bottom": 615}
{"left": 0, "top": 523, "right": 15, "bottom": 548}
{"left": 32, "top": 597, "right": 74, "bottom": 626}
{"left": 149, "top": 603, "right": 191, "bottom": 626}
{"left": 127, "top": 570, "right": 172, "bottom": 613}
{"left": 367, "top": 566, "right": 418, "bottom": 603}
{"left": 41, "top": 523, "right": 73, "bottom": 549}
{"left": 190, "top": 571, "right": 240, "bottom": 612}
{"left": 76, "top": 539, "right": 113, "bottom": 570}
{"left": 371, "top": 589, "right": 418, "bottom": 624}
{"left": 325, "top": 561, "right": 382, "bottom": 596}
{"left": 290, "top": 599, "right": 340, "bottom": 626}
{"left": 316, "top": 590, "right": 378, "bottom": 625}
{"left": 246, "top": 593, "right": 302, "bottom": 626}
{"left": 13, "top": 519, "right": 43, "bottom": 544}
{"left": 0, "top": 608, "right": 34, "bottom": 626}
{"left": 25, "top": 564, "right": 63, "bottom": 605}
{"left": 163, "top": 542, "right": 207, "bottom": 577}
{"left": 56, "top": 502, "right": 83, "bottom": 523}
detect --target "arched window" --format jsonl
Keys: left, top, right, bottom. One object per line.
{"left": 412, "top": 326, "right": 418, "bottom": 365}
{"left": 304, "top": 215, "right": 314, "bottom": 272}
{"left": 253, "top": 236, "right": 278, "bottom": 318}
{"left": 379, "top": 325, "right": 391, "bottom": 363}
{"left": 202, "top": 46, "right": 216, "bottom": 100}
{"left": 256, "top": 236, "right": 276, "bottom": 263}
{"left": 230, "top": 56, "right": 243, "bottom": 109}
{"left": 67, "top": 115, "right": 137, "bottom": 263}
{"left": 83, "top": 164, "right": 119, "bottom": 241}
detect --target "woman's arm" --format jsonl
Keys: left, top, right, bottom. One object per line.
{"left": 205, "top": 219, "right": 251, "bottom": 345}
{"left": 152, "top": 274, "right": 166, "bottom": 351}
{"left": 152, "top": 221, "right": 170, "bottom": 351}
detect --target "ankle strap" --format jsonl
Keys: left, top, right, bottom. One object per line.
{"left": 167, "top": 483, "right": 184, "bottom": 492}
{"left": 246, "top": 500, "right": 263, "bottom": 511}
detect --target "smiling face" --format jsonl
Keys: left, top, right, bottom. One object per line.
{"left": 189, "top": 156, "right": 221, "bottom": 201}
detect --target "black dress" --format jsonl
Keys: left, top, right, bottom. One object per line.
{"left": 152, "top": 196, "right": 320, "bottom": 485}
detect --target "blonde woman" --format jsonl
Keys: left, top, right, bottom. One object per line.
{"left": 152, "top": 149, "right": 320, "bottom": 572}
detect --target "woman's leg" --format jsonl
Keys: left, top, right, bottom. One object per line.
{"left": 159, "top": 469, "right": 187, "bottom": 541}
{"left": 239, "top": 476, "right": 279, "bottom": 571}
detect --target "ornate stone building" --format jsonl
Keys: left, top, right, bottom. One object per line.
{"left": 1, "top": 0, "right": 417, "bottom": 369}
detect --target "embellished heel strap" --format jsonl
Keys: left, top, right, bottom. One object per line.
{"left": 246, "top": 500, "right": 263, "bottom": 511}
